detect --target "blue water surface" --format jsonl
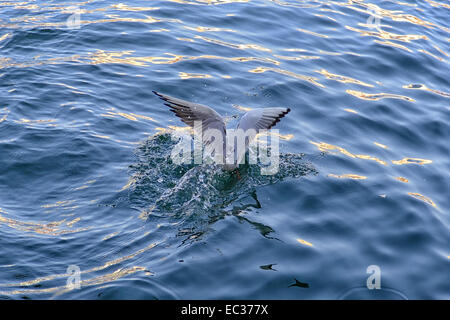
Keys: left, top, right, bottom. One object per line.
{"left": 0, "top": 0, "right": 449, "bottom": 299}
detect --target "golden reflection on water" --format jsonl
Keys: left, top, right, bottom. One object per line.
{"left": 310, "top": 141, "right": 387, "bottom": 166}
{"left": 316, "top": 69, "right": 373, "bottom": 87}
{"left": 433, "top": 44, "right": 449, "bottom": 57}
{"left": 15, "top": 118, "right": 57, "bottom": 125}
{"left": 1, "top": 266, "right": 149, "bottom": 296}
{"left": 340, "top": 1, "right": 436, "bottom": 29}
{"left": 408, "top": 192, "right": 437, "bottom": 208}
{"left": 373, "top": 40, "right": 413, "bottom": 52}
{"left": 85, "top": 50, "right": 176, "bottom": 66}
{"left": 273, "top": 54, "right": 320, "bottom": 61}
{"left": 177, "top": 37, "right": 196, "bottom": 42}
{"left": 0, "top": 33, "right": 11, "bottom": 42}
{"left": 311, "top": 141, "right": 434, "bottom": 169}
{"left": 41, "top": 200, "right": 76, "bottom": 209}
{"left": 328, "top": 173, "right": 367, "bottom": 180}
{"left": 312, "top": 140, "right": 437, "bottom": 210}
{"left": 39, "top": 15, "right": 181, "bottom": 28}
{"left": 0, "top": 241, "right": 157, "bottom": 295}
{"left": 346, "top": 90, "right": 415, "bottom": 102}
{"left": 297, "top": 28, "right": 329, "bottom": 38}
{"left": 1, "top": 49, "right": 285, "bottom": 70}
{"left": 184, "top": 26, "right": 236, "bottom": 33}
{"left": 119, "top": 177, "right": 136, "bottom": 192}
{"left": 343, "top": 108, "right": 358, "bottom": 114}
{"left": 102, "top": 231, "right": 119, "bottom": 241}
{"left": 100, "top": 107, "right": 158, "bottom": 123}
{"left": 418, "top": 49, "right": 447, "bottom": 62}
{"left": 91, "top": 133, "right": 139, "bottom": 146}
{"left": 314, "top": 13, "right": 338, "bottom": 23}
{"left": 66, "top": 217, "right": 81, "bottom": 227}
{"left": 0, "top": 108, "right": 9, "bottom": 123}
{"left": 345, "top": 26, "right": 428, "bottom": 43}
{"left": 296, "top": 238, "right": 314, "bottom": 247}
{"left": 373, "top": 142, "right": 388, "bottom": 149}
{"left": 109, "top": 3, "right": 160, "bottom": 11}
{"left": 403, "top": 84, "right": 450, "bottom": 98}
{"left": 425, "top": 0, "right": 450, "bottom": 9}
{"left": 392, "top": 157, "right": 433, "bottom": 165}
{"left": 73, "top": 179, "right": 97, "bottom": 191}
{"left": 179, "top": 72, "right": 212, "bottom": 79}
{"left": 0, "top": 209, "right": 87, "bottom": 236}
{"left": 149, "top": 28, "right": 171, "bottom": 32}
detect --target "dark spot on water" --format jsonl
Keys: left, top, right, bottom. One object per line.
{"left": 288, "top": 278, "right": 309, "bottom": 289}
{"left": 260, "top": 264, "right": 277, "bottom": 271}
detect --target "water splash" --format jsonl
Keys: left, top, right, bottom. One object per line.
{"left": 128, "top": 132, "right": 317, "bottom": 243}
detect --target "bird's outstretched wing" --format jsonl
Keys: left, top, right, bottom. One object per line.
{"left": 227, "top": 107, "right": 290, "bottom": 170}
{"left": 153, "top": 91, "right": 226, "bottom": 140}
{"left": 237, "top": 107, "right": 291, "bottom": 132}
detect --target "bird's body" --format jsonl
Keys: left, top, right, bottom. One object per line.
{"left": 153, "top": 91, "right": 290, "bottom": 171}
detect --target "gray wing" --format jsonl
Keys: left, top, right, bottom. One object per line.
{"left": 237, "top": 107, "right": 291, "bottom": 132}
{"left": 227, "top": 107, "right": 290, "bottom": 170}
{"left": 153, "top": 91, "right": 226, "bottom": 140}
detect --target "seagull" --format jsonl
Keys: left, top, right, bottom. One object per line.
{"left": 153, "top": 91, "right": 290, "bottom": 175}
